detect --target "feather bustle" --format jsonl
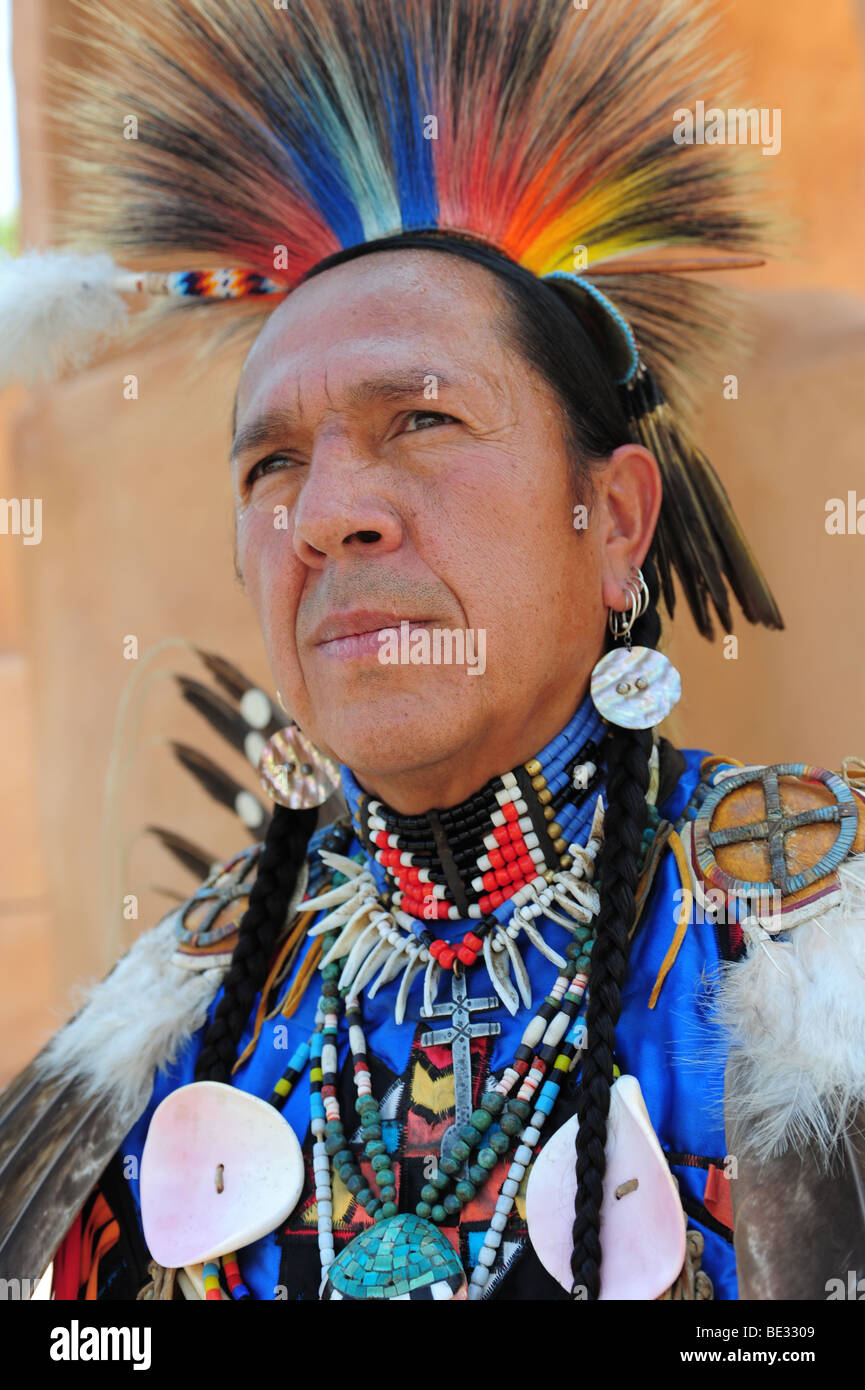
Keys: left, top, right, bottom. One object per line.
{"left": 719, "top": 855, "right": 865, "bottom": 1169}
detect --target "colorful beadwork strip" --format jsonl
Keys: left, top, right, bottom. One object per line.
{"left": 353, "top": 713, "right": 602, "bottom": 924}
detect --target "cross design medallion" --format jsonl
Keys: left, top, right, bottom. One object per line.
{"left": 693, "top": 762, "right": 858, "bottom": 900}
{"left": 420, "top": 969, "right": 501, "bottom": 1163}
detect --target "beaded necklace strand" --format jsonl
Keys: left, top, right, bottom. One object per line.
{"left": 205, "top": 880, "right": 602, "bottom": 1298}
{"left": 199, "top": 881, "right": 600, "bottom": 1299}
{"left": 198, "top": 741, "right": 701, "bottom": 1299}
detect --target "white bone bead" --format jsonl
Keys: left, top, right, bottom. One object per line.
{"left": 542, "top": 1012, "right": 571, "bottom": 1049}
{"left": 520, "top": 1017, "right": 546, "bottom": 1049}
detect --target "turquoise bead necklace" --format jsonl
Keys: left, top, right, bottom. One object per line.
{"left": 208, "top": 776, "right": 682, "bottom": 1298}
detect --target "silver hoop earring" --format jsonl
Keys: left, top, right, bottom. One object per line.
{"left": 629, "top": 566, "right": 650, "bottom": 620}
{"left": 607, "top": 583, "right": 639, "bottom": 642}
{"left": 590, "top": 574, "right": 681, "bottom": 730}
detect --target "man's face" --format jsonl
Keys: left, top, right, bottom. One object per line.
{"left": 231, "top": 249, "right": 610, "bottom": 810}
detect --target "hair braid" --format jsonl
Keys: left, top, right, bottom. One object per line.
{"left": 194, "top": 802, "right": 318, "bottom": 1084}
{"left": 569, "top": 554, "right": 662, "bottom": 1299}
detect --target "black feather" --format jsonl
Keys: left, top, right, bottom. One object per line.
{"left": 175, "top": 675, "right": 255, "bottom": 753}
{"left": 169, "top": 741, "right": 270, "bottom": 833}
{"left": 146, "top": 824, "right": 219, "bottom": 880}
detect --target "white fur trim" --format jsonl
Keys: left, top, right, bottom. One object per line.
{"left": 719, "top": 853, "right": 865, "bottom": 1166}
{"left": 0, "top": 251, "right": 129, "bottom": 387}
{"left": 34, "top": 851, "right": 310, "bottom": 1124}
{"left": 35, "top": 908, "right": 224, "bottom": 1121}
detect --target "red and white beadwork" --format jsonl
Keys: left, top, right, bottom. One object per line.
{"left": 364, "top": 773, "right": 551, "bottom": 922}
{"left": 303, "top": 795, "right": 605, "bottom": 1020}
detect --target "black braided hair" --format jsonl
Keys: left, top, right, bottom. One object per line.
{"left": 569, "top": 553, "right": 663, "bottom": 1299}
{"left": 194, "top": 802, "right": 318, "bottom": 1084}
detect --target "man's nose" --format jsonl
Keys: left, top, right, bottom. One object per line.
{"left": 292, "top": 437, "right": 403, "bottom": 567}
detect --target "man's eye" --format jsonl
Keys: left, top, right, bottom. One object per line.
{"left": 404, "top": 410, "right": 458, "bottom": 432}
{"left": 246, "top": 454, "right": 294, "bottom": 486}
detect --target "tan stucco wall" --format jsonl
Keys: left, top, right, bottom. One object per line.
{"left": 2, "top": 0, "right": 864, "bottom": 1082}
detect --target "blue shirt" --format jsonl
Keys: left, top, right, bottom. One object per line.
{"left": 120, "top": 734, "right": 737, "bottom": 1299}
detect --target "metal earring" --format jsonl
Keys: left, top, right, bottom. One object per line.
{"left": 590, "top": 566, "right": 682, "bottom": 730}
{"left": 236, "top": 684, "right": 340, "bottom": 809}
{"left": 258, "top": 724, "right": 342, "bottom": 809}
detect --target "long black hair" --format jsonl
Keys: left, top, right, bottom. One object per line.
{"left": 199, "top": 233, "right": 663, "bottom": 1301}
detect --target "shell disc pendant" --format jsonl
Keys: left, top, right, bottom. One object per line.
{"left": 525, "top": 1075, "right": 686, "bottom": 1299}
{"left": 590, "top": 645, "right": 681, "bottom": 730}
{"left": 140, "top": 1081, "right": 305, "bottom": 1268}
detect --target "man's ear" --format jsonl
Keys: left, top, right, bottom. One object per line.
{"left": 595, "top": 444, "right": 662, "bottom": 611}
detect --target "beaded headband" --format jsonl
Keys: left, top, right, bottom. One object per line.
{"left": 0, "top": 0, "right": 782, "bottom": 637}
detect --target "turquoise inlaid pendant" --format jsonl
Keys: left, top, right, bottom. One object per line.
{"left": 320, "top": 1213, "right": 467, "bottom": 1300}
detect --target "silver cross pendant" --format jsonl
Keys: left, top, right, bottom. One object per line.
{"left": 420, "top": 968, "right": 501, "bottom": 1163}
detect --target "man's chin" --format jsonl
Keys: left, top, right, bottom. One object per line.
{"left": 308, "top": 699, "right": 468, "bottom": 781}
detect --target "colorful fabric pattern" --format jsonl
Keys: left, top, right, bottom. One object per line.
{"left": 52, "top": 1156, "right": 150, "bottom": 1301}
{"left": 103, "top": 743, "right": 740, "bottom": 1300}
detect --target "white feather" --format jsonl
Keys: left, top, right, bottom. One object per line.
{"left": 718, "top": 853, "right": 865, "bottom": 1167}
{"left": 31, "top": 848, "right": 313, "bottom": 1120}
{"left": 0, "top": 251, "right": 129, "bottom": 387}
{"left": 34, "top": 908, "right": 223, "bottom": 1119}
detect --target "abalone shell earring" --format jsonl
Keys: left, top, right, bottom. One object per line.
{"left": 590, "top": 568, "right": 681, "bottom": 730}
{"left": 258, "top": 724, "right": 341, "bottom": 809}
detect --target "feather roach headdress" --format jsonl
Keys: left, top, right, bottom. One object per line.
{"left": 0, "top": 0, "right": 783, "bottom": 637}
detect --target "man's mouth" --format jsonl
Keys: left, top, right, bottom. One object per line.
{"left": 313, "top": 611, "right": 433, "bottom": 661}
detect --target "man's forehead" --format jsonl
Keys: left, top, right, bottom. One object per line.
{"left": 236, "top": 249, "right": 506, "bottom": 407}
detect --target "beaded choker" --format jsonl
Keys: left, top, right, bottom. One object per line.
{"left": 307, "top": 698, "right": 610, "bottom": 1022}
{"left": 350, "top": 699, "right": 604, "bottom": 924}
